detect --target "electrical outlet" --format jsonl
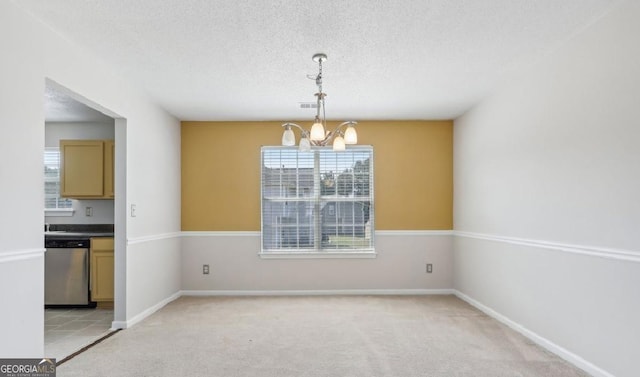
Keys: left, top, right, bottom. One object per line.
{"left": 85, "top": 206, "right": 93, "bottom": 217}
{"left": 203, "top": 264, "right": 210, "bottom": 275}
{"left": 426, "top": 263, "right": 433, "bottom": 273}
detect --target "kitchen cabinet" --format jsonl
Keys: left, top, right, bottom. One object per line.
{"left": 60, "top": 139, "right": 114, "bottom": 199}
{"left": 90, "top": 237, "right": 114, "bottom": 302}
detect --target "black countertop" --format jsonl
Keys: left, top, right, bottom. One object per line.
{"left": 44, "top": 224, "right": 114, "bottom": 240}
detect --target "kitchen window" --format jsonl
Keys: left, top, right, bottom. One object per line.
{"left": 44, "top": 148, "right": 72, "bottom": 211}
{"left": 261, "top": 146, "right": 374, "bottom": 257}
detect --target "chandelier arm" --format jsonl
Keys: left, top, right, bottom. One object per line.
{"left": 325, "top": 121, "right": 357, "bottom": 138}
{"left": 335, "top": 121, "right": 357, "bottom": 131}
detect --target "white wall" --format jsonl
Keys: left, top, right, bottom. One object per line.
{"left": 0, "top": 0, "right": 47, "bottom": 358}
{"left": 122, "top": 236, "right": 181, "bottom": 327}
{"left": 453, "top": 2, "right": 640, "bottom": 376}
{"left": 44, "top": 121, "right": 114, "bottom": 148}
{"left": 0, "top": 0, "right": 181, "bottom": 357}
{"left": 182, "top": 232, "right": 452, "bottom": 293}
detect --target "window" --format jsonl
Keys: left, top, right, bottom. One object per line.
{"left": 261, "top": 146, "right": 374, "bottom": 256}
{"left": 44, "top": 148, "right": 72, "bottom": 210}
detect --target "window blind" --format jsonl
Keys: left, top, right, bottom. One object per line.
{"left": 261, "top": 146, "right": 374, "bottom": 254}
{"left": 44, "top": 148, "right": 72, "bottom": 209}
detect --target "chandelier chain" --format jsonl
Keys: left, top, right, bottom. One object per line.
{"left": 316, "top": 57, "right": 323, "bottom": 90}
{"left": 315, "top": 57, "right": 325, "bottom": 122}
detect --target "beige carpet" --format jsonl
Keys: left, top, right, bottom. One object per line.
{"left": 57, "top": 295, "right": 587, "bottom": 377}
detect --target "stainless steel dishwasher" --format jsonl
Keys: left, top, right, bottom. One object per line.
{"left": 44, "top": 238, "right": 93, "bottom": 307}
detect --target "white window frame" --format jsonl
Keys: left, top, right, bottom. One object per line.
{"left": 260, "top": 146, "right": 375, "bottom": 259}
{"left": 44, "top": 147, "right": 74, "bottom": 216}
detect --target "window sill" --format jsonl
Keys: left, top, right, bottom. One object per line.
{"left": 44, "top": 208, "right": 75, "bottom": 217}
{"left": 259, "top": 250, "right": 377, "bottom": 259}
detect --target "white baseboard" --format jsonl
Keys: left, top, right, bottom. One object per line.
{"left": 111, "top": 291, "right": 181, "bottom": 330}
{"left": 453, "top": 290, "right": 614, "bottom": 377}
{"left": 181, "top": 230, "right": 454, "bottom": 238}
{"left": 181, "top": 289, "right": 454, "bottom": 296}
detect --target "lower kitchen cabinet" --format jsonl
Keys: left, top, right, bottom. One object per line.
{"left": 90, "top": 237, "right": 114, "bottom": 302}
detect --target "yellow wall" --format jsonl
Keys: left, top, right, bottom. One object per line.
{"left": 181, "top": 120, "right": 453, "bottom": 231}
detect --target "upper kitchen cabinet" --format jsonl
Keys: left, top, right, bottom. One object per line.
{"left": 60, "top": 140, "right": 114, "bottom": 199}
{"left": 104, "top": 140, "right": 114, "bottom": 198}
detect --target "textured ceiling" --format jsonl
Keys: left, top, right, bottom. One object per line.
{"left": 19, "top": 0, "right": 619, "bottom": 121}
{"left": 45, "top": 84, "right": 114, "bottom": 122}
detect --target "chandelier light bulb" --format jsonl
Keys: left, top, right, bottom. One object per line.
{"left": 299, "top": 137, "right": 311, "bottom": 152}
{"left": 344, "top": 124, "right": 357, "bottom": 144}
{"left": 310, "top": 120, "right": 325, "bottom": 141}
{"left": 333, "top": 135, "right": 346, "bottom": 151}
{"left": 282, "top": 126, "right": 295, "bottom": 146}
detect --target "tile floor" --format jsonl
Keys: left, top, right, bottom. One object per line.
{"left": 45, "top": 307, "right": 114, "bottom": 361}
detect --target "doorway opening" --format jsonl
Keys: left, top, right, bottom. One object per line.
{"left": 43, "top": 79, "right": 126, "bottom": 360}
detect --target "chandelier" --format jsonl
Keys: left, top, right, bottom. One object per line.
{"left": 281, "top": 53, "right": 357, "bottom": 151}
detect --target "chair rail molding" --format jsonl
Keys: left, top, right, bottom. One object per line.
{"left": 454, "top": 231, "right": 640, "bottom": 263}
{"left": 0, "top": 248, "right": 45, "bottom": 263}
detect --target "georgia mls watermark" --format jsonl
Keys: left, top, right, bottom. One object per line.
{"left": 0, "top": 359, "right": 56, "bottom": 377}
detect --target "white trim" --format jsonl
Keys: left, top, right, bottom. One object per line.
{"left": 455, "top": 231, "right": 640, "bottom": 263}
{"left": 44, "top": 208, "right": 75, "bottom": 217}
{"left": 181, "top": 230, "right": 453, "bottom": 238}
{"left": 0, "top": 248, "right": 45, "bottom": 263}
{"left": 111, "top": 291, "right": 181, "bottom": 329}
{"left": 258, "top": 251, "right": 377, "bottom": 259}
{"left": 181, "top": 231, "right": 260, "bottom": 237}
{"left": 127, "top": 232, "right": 181, "bottom": 245}
{"left": 453, "top": 290, "right": 614, "bottom": 377}
{"left": 181, "top": 231, "right": 452, "bottom": 259}
{"left": 375, "top": 230, "right": 453, "bottom": 236}
{"left": 181, "top": 289, "right": 454, "bottom": 296}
